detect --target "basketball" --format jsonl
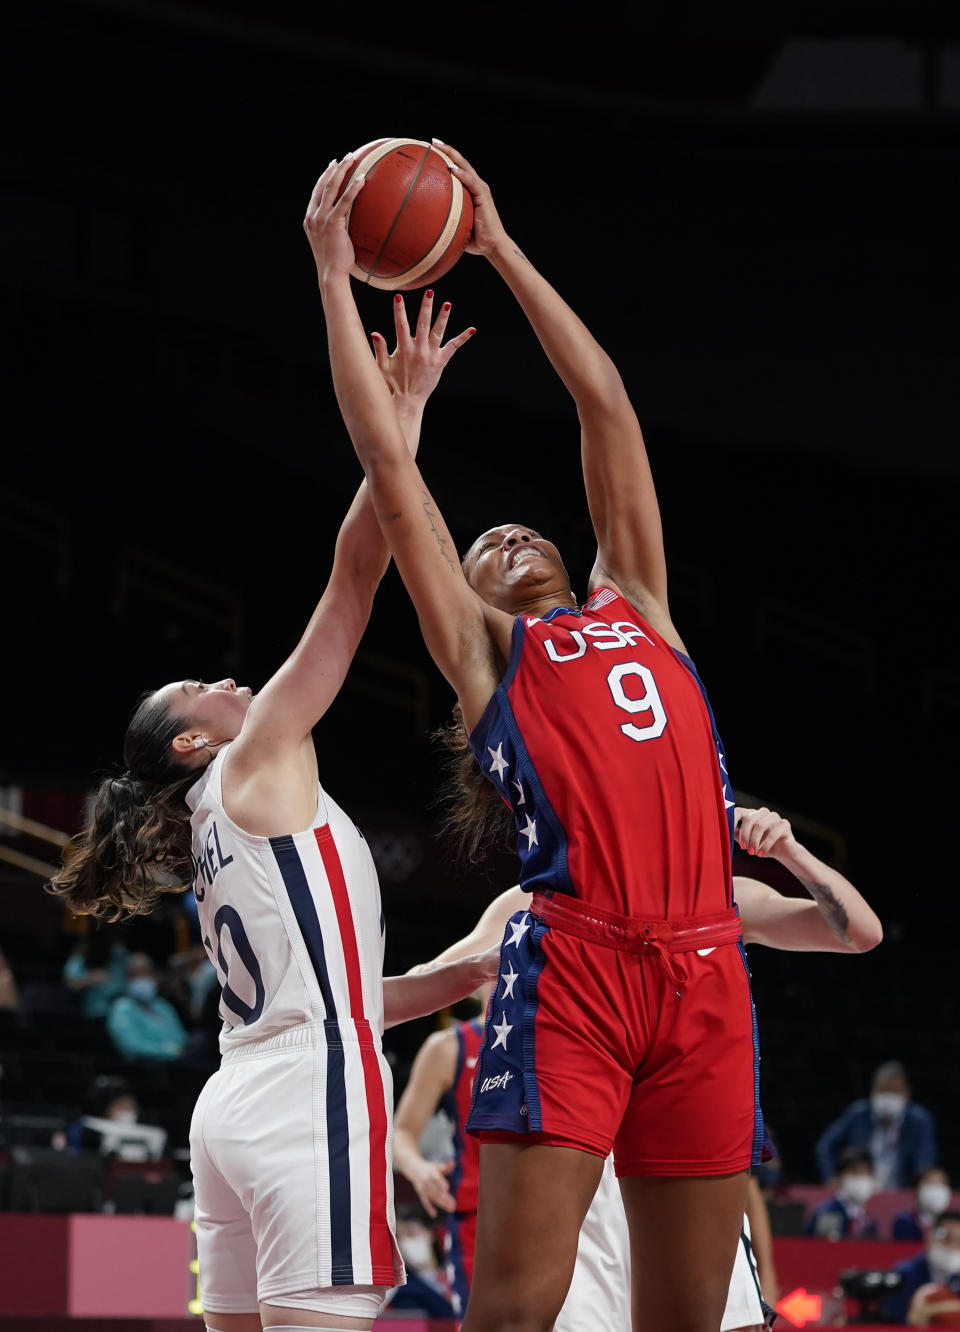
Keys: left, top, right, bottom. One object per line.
{"left": 337, "top": 138, "right": 474, "bottom": 291}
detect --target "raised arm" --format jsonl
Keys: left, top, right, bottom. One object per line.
{"left": 734, "top": 806, "right": 883, "bottom": 953}
{"left": 436, "top": 141, "right": 679, "bottom": 649}
{"left": 303, "top": 160, "right": 512, "bottom": 731}
{"left": 225, "top": 165, "right": 475, "bottom": 831}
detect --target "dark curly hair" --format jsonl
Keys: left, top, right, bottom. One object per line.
{"left": 48, "top": 690, "right": 198, "bottom": 922}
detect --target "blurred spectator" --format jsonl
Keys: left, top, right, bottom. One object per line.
{"left": 63, "top": 932, "right": 129, "bottom": 1018}
{"left": 106, "top": 953, "right": 188, "bottom": 1062}
{"left": 806, "top": 1147, "right": 879, "bottom": 1239}
{"left": 882, "top": 1211, "right": 960, "bottom": 1325}
{"left": 0, "top": 945, "right": 19, "bottom": 1010}
{"left": 383, "top": 1210, "right": 456, "bottom": 1318}
{"left": 816, "top": 1061, "right": 938, "bottom": 1188}
{"left": 67, "top": 1075, "right": 165, "bottom": 1160}
{"left": 893, "top": 1168, "right": 955, "bottom": 1242}
{"left": 165, "top": 930, "right": 219, "bottom": 1027}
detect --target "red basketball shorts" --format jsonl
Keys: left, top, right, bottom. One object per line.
{"left": 465, "top": 893, "right": 761, "bottom": 1177}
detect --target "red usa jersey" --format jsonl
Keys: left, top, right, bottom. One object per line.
{"left": 469, "top": 588, "right": 735, "bottom": 919}
{"left": 438, "top": 1018, "right": 484, "bottom": 1213}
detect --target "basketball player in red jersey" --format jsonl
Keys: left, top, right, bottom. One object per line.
{"left": 307, "top": 147, "right": 758, "bottom": 1331}
{"left": 412, "top": 804, "right": 883, "bottom": 1330}
{"left": 393, "top": 985, "right": 495, "bottom": 1320}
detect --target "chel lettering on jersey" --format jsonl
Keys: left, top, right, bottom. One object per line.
{"left": 541, "top": 619, "right": 654, "bottom": 663}
{"left": 192, "top": 819, "right": 234, "bottom": 901}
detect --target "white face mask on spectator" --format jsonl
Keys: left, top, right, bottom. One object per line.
{"left": 840, "top": 1174, "right": 876, "bottom": 1206}
{"left": 919, "top": 1183, "right": 952, "bottom": 1217}
{"left": 871, "top": 1091, "right": 907, "bottom": 1120}
{"left": 928, "top": 1244, "right": 960, "bottom": 1278}
{"left": 399, "top": 1234, "right": 434, "bottom": 1271}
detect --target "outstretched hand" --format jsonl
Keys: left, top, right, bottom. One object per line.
{"left": 432, "top": 140, "right": 508, "bottom": 257}
{"left": 371, "top": 289, "right": 475, "bottom": 409}
{"left": 410, "top": 1158, "right": 457, "bottom": 1218}
{"left": 303, "top": 153, "right": 366, "bottom": 283}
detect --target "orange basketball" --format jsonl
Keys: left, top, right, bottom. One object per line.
{"left": 338, "top": 138, "right": 474, "bottom": 291}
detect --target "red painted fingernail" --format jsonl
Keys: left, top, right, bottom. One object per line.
{"left": 426, "top": 289, "right": 434, "bottom": 298}
{"left": 469, "top": 327, "right": 477, "bottom": 334}
{"left": 758, "top": 850, "right": 764, "bottom": 857}
{"left": 394, "top": 294, "right": 402, "bottom": 303}
{"left": 443, "top": 302, "right": 451, "bottom": 311}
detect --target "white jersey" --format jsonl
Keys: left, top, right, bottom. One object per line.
{"left": 186, "top": 745, "right": 386, "bottom": 1053}
{"left": 186, "top": 746, "right": 403, "bottom": 1296}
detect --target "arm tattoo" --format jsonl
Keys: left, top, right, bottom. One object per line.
{"left": 512, "top": 247, "right": 532, "bottom": 267}
{"left": 377, "top": 510, "right": 402, "bottom": 522}
{"left": 422, "top": 490, "right": 457, "bottom": 573}
{"left": 806, "top": 880, "right": 852, "bottom": 943}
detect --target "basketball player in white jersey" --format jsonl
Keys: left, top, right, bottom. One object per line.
{"left": 49, "top": 154, "right": 481, "bottom": 1332}
{"left": 411, "top": 804, "right": 882, "bottom": 1330}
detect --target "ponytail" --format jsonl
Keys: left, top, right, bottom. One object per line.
{"left": 48, "top": 691, "right": 198, "bottom": 921}
{"left": 432, "top": 704, "right": 515, "bottom": 864}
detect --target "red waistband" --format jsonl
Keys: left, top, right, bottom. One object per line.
{"left": 528, "top": 892, "right": 742, "bottom": 955}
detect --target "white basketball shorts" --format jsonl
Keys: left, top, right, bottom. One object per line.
{"left": 720, "top": 1214, "right": 764, "bottom": 1331}
{"left": 189, "top": 1020, "right": 403, "bottom": 1313}
{"left": 556, "top": 1154, "right": 631, "bottom": 1332}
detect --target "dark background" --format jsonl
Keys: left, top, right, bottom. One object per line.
{"left": 2, "top": 0, "right": 958, "bottom": 1181}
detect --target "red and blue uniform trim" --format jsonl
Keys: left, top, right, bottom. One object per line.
{"left": 268, "top": 829, "right": 393, "bottom": 1284}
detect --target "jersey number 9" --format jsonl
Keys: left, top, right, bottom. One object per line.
{"left": 606, "top": 662, "right": 668, "bottom": 742}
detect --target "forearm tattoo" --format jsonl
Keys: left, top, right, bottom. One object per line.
{"left": 806, "top": 880, "right": 852, "bottom": 943}
{"left": 422, "top": 490, "right": 457, "bottom": 573}
{"left": 512, "top": 247, "right": 532, "bottom": 267}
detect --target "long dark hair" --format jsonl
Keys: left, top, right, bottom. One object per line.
{"left": 48, "top": 691, "right": 198, "bottom": 922}
{"left": 432, "top": 703, "right": 515, "bottom": 863}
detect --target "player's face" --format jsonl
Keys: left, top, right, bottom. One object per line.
{"left": 159, "top": 677, "right": 253, "bottom": 741}
{"left": 462, "top": 524, "right": 571, "bottom": 611}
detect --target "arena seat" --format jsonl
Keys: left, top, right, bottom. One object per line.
{"left": 4, "top": 1146, "right": 106, "bottom": 1213}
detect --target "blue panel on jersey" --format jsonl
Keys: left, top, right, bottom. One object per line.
{"left": 324, "top": 1033, "right": 355, "bottom": 1283}
{"left": 737, "top": 941, "right": 765, "bottom": 1168}
{"left": 469, "top": 621, "right": 575, "bottom": 898}
{"left": 466, "top": 910, "right": 548, "bottom": 1136}
{"left": 270, "top": 835, "right": 339, "bottom": 1019}
{"left": 673, "top": 648, "right": 738, "bottom": 872}
{"left": 444, "top": 1212, "right": 470, "bottom": 1318}
{"left": 439, "top": 1025, "right": 468, "bottom": 1202}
